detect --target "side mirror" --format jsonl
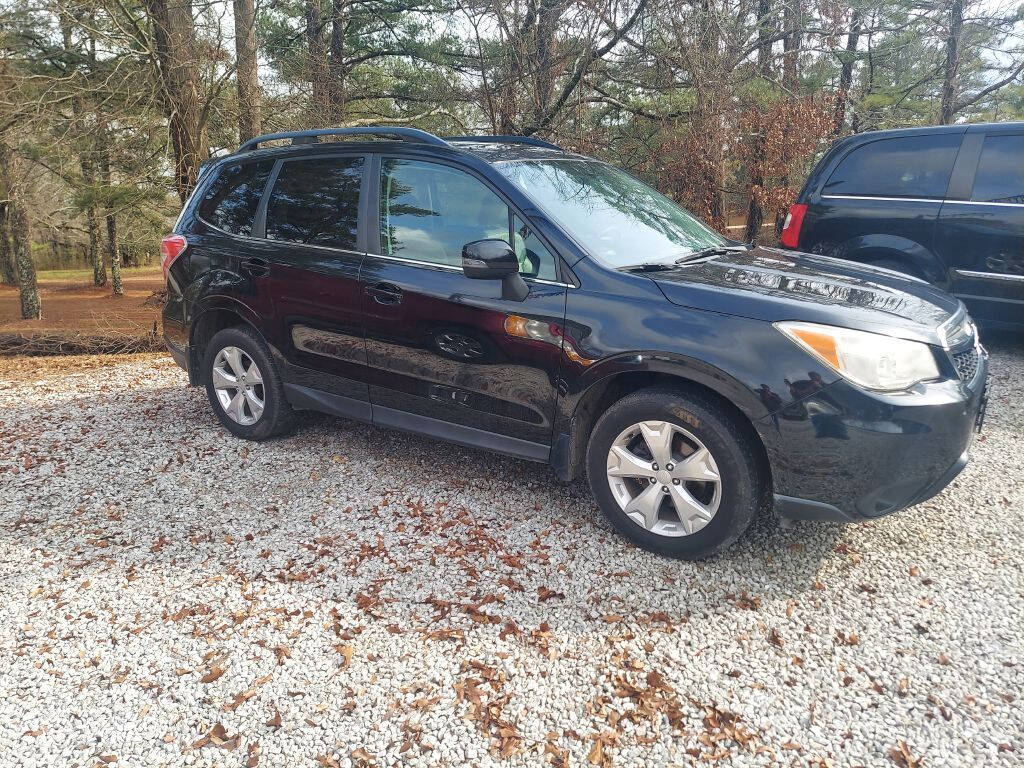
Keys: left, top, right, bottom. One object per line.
{"left": 462, "top": 239, "right": 529, "bottom": 301}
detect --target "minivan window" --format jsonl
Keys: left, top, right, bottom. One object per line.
{"left": 379, "top": 159, "right": 507, "bottom": 268}
{"left": 265, "top": 156, "right": 364, "bottom": 249}
{"left": 822, "top": 134, "right": 961, "bottom": 199}
{"left": 495, "top": 159, "right": 725, "bottom": 267}
{"left": 972, "top": 134, "right": 1024, "bottom": 204}
{"left": 198, "top": 160, "right": 273, "bottom": 236}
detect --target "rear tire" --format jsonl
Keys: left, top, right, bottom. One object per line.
{"left": 586, "top": 387, "right": 761, "bottom": 559}
{"left": 203, "top": 326, "right": 295, "bottom": 440}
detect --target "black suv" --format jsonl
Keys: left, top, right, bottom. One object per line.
{"left": 162, "top": 126, "right": 988, "bottom": 559}
{"left": 780, "top": 122, "right": 1024, "bottom": 329}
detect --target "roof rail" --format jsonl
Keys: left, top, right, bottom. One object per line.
{"left": 237, "top": 126, "right": 449, "bottom": 153}
{"left": 446, "top": 135, "right": 561, "bottom": 151}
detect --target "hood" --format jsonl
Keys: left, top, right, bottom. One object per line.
{"left": 651, "top": 247, "right": 962, "bottom": 345}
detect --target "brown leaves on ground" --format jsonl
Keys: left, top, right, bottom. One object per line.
{"left": 889, "top": 740, "right": 924, "bottom": 767}
{"left": 537, "top": 586, "right": 564, "bottom": 602}
{"left": 767, "top": 627, "right": 784, "bottom": 647}
{"left": 455, "top": 660, "right": 521, "bottom": 758}
{"left": 222, "top": 673, "right": 273, "bottom": 711}
{"left": 334, "top": 644, "right": 353, "bottom": 668}
{"left": 694, "top": 702, "right": 758, "bottom": 759}
{"left": 245, "top": 740, "right": 260, "bottom": 767}
{"left": 265, "top": 708, "right": 282, "bottom": 729}
{"left": 273, "top": 645, "right": 291, "bottom": 665}
{"left": 200, "top": 662, "right": 227, "bottom": 684}
{"left": 192, "top": 722, "right": 240, "bottom": 751}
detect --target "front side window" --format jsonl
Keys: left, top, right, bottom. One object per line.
{"left": 198, "top": 160, "right": 273, "bottom": 236}
{"left": 266, "top": 156, "right": 364, "bottom": 249}
{"left": 972, "top": 134, "right": 1024, "bottom": 204}
{"left": 379, "top": 158, "right": 510, "bottom": 268}
{"left": 495, "top": 159, "right": 725, "bottom": 268}
{"left": 823, "top": 134, "right": 961, "bottom": 199}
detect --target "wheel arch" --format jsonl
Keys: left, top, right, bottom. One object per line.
{"left": 838, "top": 234, "right": 946, "bottom": 285}
{"left": 187, "top": 298, "right": 270, "bottom": 385}
{"left": 553, "top": 355, "right": 772, "bottom": 494}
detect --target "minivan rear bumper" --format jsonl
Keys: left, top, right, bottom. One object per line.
{"left": 758, "top": 350, "right": 988, "bottom": 522}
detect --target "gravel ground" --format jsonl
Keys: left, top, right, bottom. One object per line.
{"left": 1, "top": 337, "right": 1022, "bottom": 768}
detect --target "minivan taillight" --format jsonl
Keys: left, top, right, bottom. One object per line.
{"left": 160, "top": 234, "right": 188, "bottom": 278}
{"left": 779, "top": 203, "right": 807, "bottom": 249}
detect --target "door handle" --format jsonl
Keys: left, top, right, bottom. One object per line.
{"left": 241, "top": 257, "right": 270, "bottom": 277}
{"left": 365, "top": 282, "right": 403, "bottom": 305}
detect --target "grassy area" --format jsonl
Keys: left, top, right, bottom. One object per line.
{"left": 34, "top": 264, "right": 162, "bottom": 283}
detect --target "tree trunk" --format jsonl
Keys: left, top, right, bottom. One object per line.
{"left": 833, "top": 9, "right": 862, "bottom": 136}
{"left": 744, "top": 0, "right": 773, "bottom": 243}
{"left": 146, "top": 0, "right": 208, "bottom": 202}
{"left": 939, "top": 0, "right": 963, "bottom": 124}
{"left": 84, "top": 159, "right": 104, "bottom": 286}
{"left": 0, "top": 144, "right": 40, "bottom": 319}
{"left": 782, "top": 0, "right": 802, "bottom": 91}
{"left": 99, "top": 141, "right": 122, "bottom": 296}
{"left": 0, "top": 202, "right": 16, "bottom": 285}
{"left": 233, "top": 0, "right": 262, "bottom": 142}
{"left": 328, "top": 0, "right": 346, "bottom": 123}
{"left": 307, "top": 0, "right": 330, "bottom": 124}
{"left": 533, "top": 0, "right": 559, "bottom": 130}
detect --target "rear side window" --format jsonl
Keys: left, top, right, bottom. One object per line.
{"left": 972, "top": 134, "right": 1024, "bottom": 204}
{"left": 265, "top": 156, "right": 364, "bottom": 249}
{"left": 822, "top": 134, "right": 961, "bottom": 199}
{"left": 198, "top": 161, "right": 273, "bottom": 236}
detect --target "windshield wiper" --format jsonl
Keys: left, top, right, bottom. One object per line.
{"left": 674, "top": 245, "right": 751, "bottom": 264}
{"left": 620, "top": 262, "right": 675, "bottom": 273}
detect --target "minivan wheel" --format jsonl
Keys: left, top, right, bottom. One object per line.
{"left": 586, "top": 388, "right": 761, "bottom": 559}
{"left": 203, "top": 326, "right": 295, "bottom": 440}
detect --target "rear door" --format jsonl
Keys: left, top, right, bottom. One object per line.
{"left": 256, "top": 153, "right": 371, "bottom": 416}
{"left": 359, "top": 154, "right": 568, "bottom": 456}
{"left": 935, "top": 128, "right": 1024, "bottom": 327}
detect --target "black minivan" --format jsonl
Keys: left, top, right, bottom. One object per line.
{"left": 780, "top": 122, "right": 1024, "bottom": 329}
{"left": 162, "top": 127, "right": 988, "bottom": 559}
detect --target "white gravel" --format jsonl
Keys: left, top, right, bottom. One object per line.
{"left": 1, "top": 337, "right": 1022, "bottom": 768}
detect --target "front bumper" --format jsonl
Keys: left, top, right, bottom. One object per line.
{"left": 759, "top": 348, "right": 988, "bottom": 522}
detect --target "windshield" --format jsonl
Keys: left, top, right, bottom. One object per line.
{"left": 495, "top": 159, "right": 727, "bottom": 267}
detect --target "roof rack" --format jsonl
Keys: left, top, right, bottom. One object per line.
{"left": 446, "top": 135, "right": 561, "bottom": 151}
{"left": 237, "top": 126, "right": 450, "bottom": 153}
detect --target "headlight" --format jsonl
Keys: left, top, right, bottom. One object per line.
{"left": 774, "top": 321, "right": 940, "bottom": 392}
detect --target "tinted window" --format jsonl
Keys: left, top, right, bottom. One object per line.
{"left": 823, "top": 134, "right": 961, "bottom": 199}
{"left": 972, "top": 134, "right": 1024, "bottom": 204}
{"left": 380, "top": 159, "right": 509, "bottom": 267}
{"left": 266, "top": 156, "right": 364, "bottom": 249}
{"left": 198, "top": 161, "right": 272, "bottom": 236}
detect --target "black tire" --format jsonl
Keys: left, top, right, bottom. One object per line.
{"left": 203, "top": 325, "right": 295, "bottom": 440}
{"left": 585, "top": 387, "right": 762, "bottom": 559}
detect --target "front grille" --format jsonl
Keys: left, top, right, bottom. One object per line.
{"left": 951, "top": 347, "right": 980, "bottom": 381}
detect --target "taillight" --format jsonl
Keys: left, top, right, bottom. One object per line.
{"left": 160, "top": 234, "right": 188, "bottom": 278}
{"left": 779, "top": 203, "right": 807, "bottom": 249}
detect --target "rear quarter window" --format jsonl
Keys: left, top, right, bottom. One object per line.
{"left": 197, "top": 161, "right": 273, "bottom": 236}
{"left": 822, "top": 134, "right": 961, "bottom": 199}
{"left": 971, "top": 134, "right": 1024, "bottom": 204}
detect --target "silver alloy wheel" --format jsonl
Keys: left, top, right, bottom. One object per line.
{"left": 211, "top": 346, "right": 265, "bottom": 426}
{"left": 606, "top": 420, "right": 722, "bottom": 537}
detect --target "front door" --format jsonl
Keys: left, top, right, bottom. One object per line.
{"left": 937, "top": 130, "right": 1024, "bottom": 327}
{"left": 360, "top": 155, "right": 568, "bottom": 457}
{"left": 258, "top": 153, "right": 371, "bottom": 416}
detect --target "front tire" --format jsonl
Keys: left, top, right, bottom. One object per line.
{"left": 203, "top": 326, "right": 295, "bottom": 440}
{"left": 586, "top": 388, "right": 762, "bottom": 559}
